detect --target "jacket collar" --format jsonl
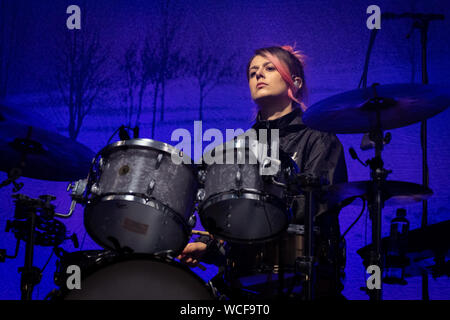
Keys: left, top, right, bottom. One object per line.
{"left": 253, "top": 108, "right": 305, "bottom": 131}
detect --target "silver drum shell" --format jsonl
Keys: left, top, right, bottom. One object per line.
{"left": 85, "top": 139, "right": 197, "bottom": 255}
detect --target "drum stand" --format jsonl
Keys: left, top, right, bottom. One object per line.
{"left": 298, "top": 189, "right": 314, "bottom": 301}
{"left": 1, "top": 194, "right": 74, "bottom": 300}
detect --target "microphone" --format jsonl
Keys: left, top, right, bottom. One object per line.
{"left": 119, "top": 125, "right": 130, "bottom": 140}
{"left": 133, "top": 126, "right": 139, "bottom": 139}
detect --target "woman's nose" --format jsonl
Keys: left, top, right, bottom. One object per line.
{"left": 256, "top": 69, "right": 265, "bottom": 79}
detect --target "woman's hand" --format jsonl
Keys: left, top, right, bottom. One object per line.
{"left": 177, "top": 242, "right": 208, "bottom": 267}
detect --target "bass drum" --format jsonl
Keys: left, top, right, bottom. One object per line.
{"left": 52, "top": 251, "right": 215, "bottom": 300}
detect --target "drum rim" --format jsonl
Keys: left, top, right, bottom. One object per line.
{"left": 53, "top": 252, "right": 215, "bottom": 300}
{"left": 87, "top": 193, "right": 193, "bottom": 221}
{"left": 99, "top": 138, "right": 194, "bottom": 166}
{"left": 201, "top": 140, "right": 300, "bottom": 173}
{"left": 199, "top": 189, "right": 287, "bottom": 212}
{"left": 199, "top": 191, "right": 291, "bottom": 244}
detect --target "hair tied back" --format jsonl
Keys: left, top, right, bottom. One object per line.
{"left": 281, "top": 45, "right": 306, "bottom": 66}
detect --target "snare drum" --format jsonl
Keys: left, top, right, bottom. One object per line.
{"left": 84, "top": 139, "right": 198, "bottom": 255}
{"left": 198, "top": 139, "right": 298, "bottom": 243}
{"left": 51, "top": 251, "right": 215, "bottom": 300}
{"left": 223, "top": 224, "right": 319, "bottom": 299}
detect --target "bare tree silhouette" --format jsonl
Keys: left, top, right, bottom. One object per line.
{"left": 187, "top": 45, "right": 238, "bottom": 120}
{"left": 119, "top": 35, "right": 169, "bottom": 139}
{"left": 54, "top": 30, "right": 110, "bottom": 140}
{"left": 120, "top": 42, "right": 139, "bottom": 127}
{"left": 156, "top": 0, "right": 185, "bottom": 122}
{"left": 139, "top": 36, "right": 163, "bottom": 139}
{"left": 119, "top": 41, "right": 153, "bottom": 129}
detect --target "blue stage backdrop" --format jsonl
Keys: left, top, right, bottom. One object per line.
{"left": 0, "top": 0, "right": 449, "bottom": 300}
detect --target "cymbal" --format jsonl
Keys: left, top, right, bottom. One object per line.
{"left": 303, "top": 84, "right": 450, "bottom": 133}
{"left": 357, "top": 220, "right": 450, "bottom": 279}
{"left": 0, "top": 104, "right": 95, "bottom": 181}
{"left": 325, "top": 180, "right": 433, "bottom": 207}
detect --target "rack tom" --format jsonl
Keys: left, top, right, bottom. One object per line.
{"left": 84, "top": 139, "right": 198, "bottom": 255}
{"left": 198, "top": 138, "right": 298, "bottom": 243}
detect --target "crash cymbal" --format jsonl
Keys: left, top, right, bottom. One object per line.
{"left": 303, "top": 84, "right": 450, "bottom": 133}
{"left": 325, "top": 180, "right": 433, "bottom": 207}
{"left": 0, "top": 104, "right": 95, "bottom": 181}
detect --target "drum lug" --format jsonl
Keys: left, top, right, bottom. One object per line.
{"left": 196, "top": 188, "right": 206, "bottom": 202}
{"left": 147, "top": 179, "right": 156, "bottom": 195}
{"left": 90, "top": 183, "right": 100, "bottom": 195}
{"left": 197, "top": 170, "right": 207, "bottom": 184}
{"left": 98, "top": 158, "right": 105, "bottom": 170}
{"left": 155, "top": 153, "right": 164, "bottom": 169}
{"left": 235, "top": 170, "right": 242, "bottom": 187}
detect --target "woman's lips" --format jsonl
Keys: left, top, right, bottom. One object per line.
{"left": 256, "top": 83, "right": 267, "bottom": 88}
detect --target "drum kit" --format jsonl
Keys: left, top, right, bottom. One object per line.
{"left": 1, "top": 11, "right": 450, "bottom": 299}
{"left": 0, "top": 80, "right": 448, "bottom": 301}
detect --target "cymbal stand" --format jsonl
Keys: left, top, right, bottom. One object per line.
{"left": 410, "top": 14, "right": 443, "bottom": 300}
{"left": 1, "top": 194, "right": 75, "bottom": 300}
{"left": 382, "top": 11, "right": 444, "bottom": 300}
{"left": 362, "top": 86, "right": 393, "bottom": 301}
{"left": 15, "top": 195, "right": 54, "bottom": 300}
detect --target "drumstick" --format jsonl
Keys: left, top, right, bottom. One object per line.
{"left": 190, "top": 230, "right": 209, "bottom": 270}
{"left": 191, "top": 230, "right": 211, "bottom": 236}
{"left": 197, "top": 264, "right": 206, "bottom": 271}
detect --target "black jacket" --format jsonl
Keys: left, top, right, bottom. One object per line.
{"left": 252, "top": 107, "right": 348, "bottom": 222}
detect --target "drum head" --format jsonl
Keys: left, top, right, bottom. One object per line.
{"left": 200, "top": 196, "right": 290, "bottom": 243}
{"left": 63, "top": 254, "right": 214, "bottom": 300}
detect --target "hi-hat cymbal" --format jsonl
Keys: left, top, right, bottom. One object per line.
{"left": 303, "top": 84, "right": 450, "bottom": 134}
{"left": 0, "top": 104, "right": 95, "bottom": 181}
{"left": 325, "top": 180, "right": 433, "bottom": 207}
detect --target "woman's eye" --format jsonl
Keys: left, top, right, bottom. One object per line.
{"left": 249, "top": 72, "right": 256, "bottom": 77}
{"left": 266, "top": 66, "right": 275, "bottom": 71}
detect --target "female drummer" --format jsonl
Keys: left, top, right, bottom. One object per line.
{"left": 177, "top": 45, "right": 348, "bottom": 300}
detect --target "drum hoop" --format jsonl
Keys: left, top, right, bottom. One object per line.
{"left": 286, "top": 224, "right": 320, "bottom": 235}
{"left": 98, "top": 138, "right": 194, "bottom": 167}
{"left": 87, "top": 194, "right": 192, "bottom": 232}
{"left": 227, "top": 264, "right": 297, "bottom": 277}
{"left": 199, "top": 190, "right": 287, "bottom": 212}
{"left": 53, "top": 253, "right": 215, "bottom": 300}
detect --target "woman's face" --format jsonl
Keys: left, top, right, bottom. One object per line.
{"left": 248, "top": 55, "right": 290, "bottom": 104}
